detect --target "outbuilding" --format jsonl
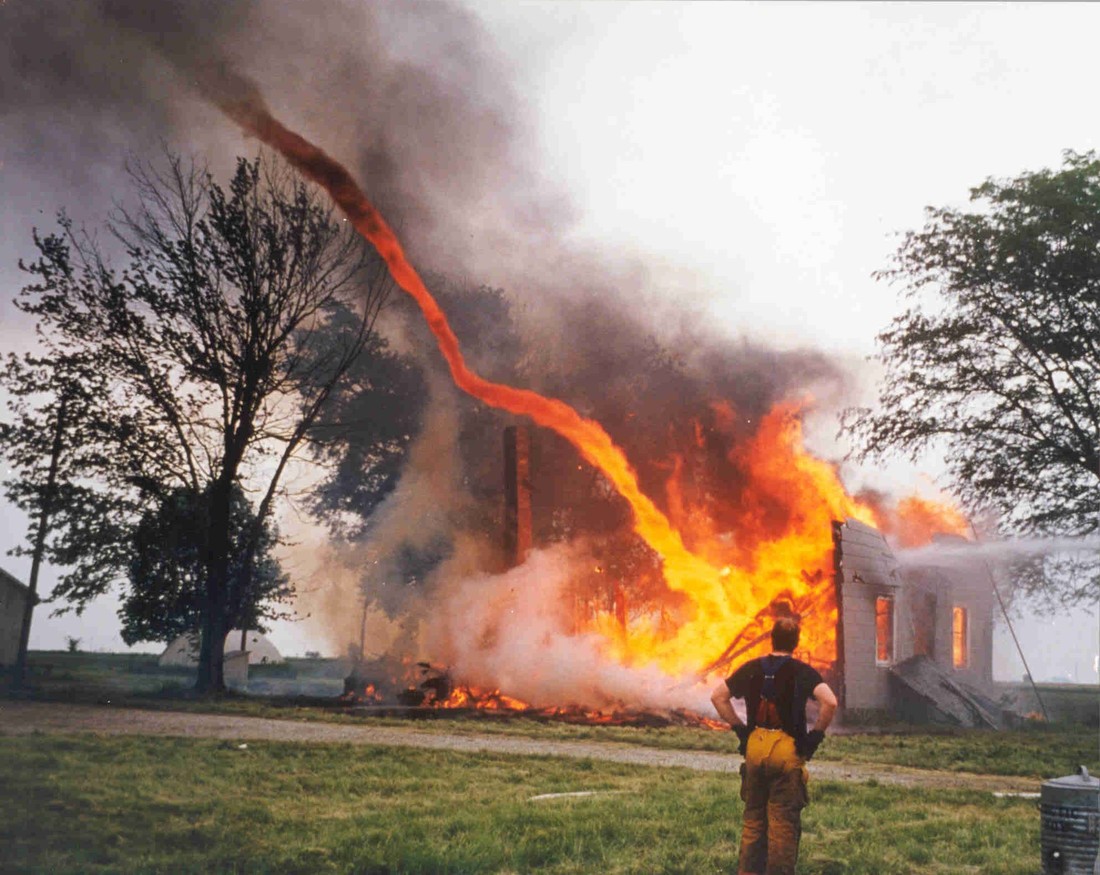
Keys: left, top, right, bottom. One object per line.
{"left": 0, "top": 568, "right": 32, "bottom": 667}
{"left": 158, "top": 630, "right": 285, "bottom": 667}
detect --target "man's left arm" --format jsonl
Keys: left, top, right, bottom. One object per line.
{"left": 801, "top": 681, "right": 838, "bottom": 759}
{"left": 811, "top": 682, "right": 837, "bottom": 732}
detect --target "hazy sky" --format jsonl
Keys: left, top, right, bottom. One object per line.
{"left": 470, "top": 2, "right": 1100, "bottom": 353}
{"left": 1, "top": 1, "right": 1097, "bottom": 680}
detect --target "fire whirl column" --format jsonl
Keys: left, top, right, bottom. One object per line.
{"left": 503, "top": 425, "right": 532, "bottom": 568}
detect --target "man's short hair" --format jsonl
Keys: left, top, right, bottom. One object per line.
{"left": 772, "top": 617, "right": 800, "bottom": 652}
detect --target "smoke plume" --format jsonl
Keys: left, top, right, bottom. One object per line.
{"left": 431, "top": 545, "right": 714, "bottom": 714}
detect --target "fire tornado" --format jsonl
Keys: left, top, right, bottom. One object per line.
{"left": 210, "top": 89, "right": 746, "bottom": 670}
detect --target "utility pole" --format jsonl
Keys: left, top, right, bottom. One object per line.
{"left": 358, "top": 594, "right": 369, "bottom": 663}
{"left": 968, "top": 520, "right": 1049, "bottom": 722}
{"left": 11, "top": 393, "right": 68, "bottom": 691}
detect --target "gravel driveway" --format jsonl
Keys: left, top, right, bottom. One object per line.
{"left": 0, "top": 699, "right": 1038, "bottom": 793}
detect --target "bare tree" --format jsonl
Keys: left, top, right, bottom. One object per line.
{"left": 8, "top": 151, "right": 396, "bottom": 691}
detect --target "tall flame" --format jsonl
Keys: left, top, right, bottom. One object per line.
{"left": 608, "top": 403, "right": 878, "bottom": 672}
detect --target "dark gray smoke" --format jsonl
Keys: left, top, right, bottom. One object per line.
{"left": 4, "top": 0, "right": 563, "bottom": 276}
{"left": 2, "top": 0, "right": 842, "bottom": 383}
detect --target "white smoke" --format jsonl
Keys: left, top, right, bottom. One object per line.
{"left": 427, "top": 544, "right": 715, "bottom": 715}
{"left": 897, "top": 536, "right": 1100, "bottom": 567}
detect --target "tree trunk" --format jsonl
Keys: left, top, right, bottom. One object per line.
{"left": 194, "top": 474, "right": 235, "bottom": 694}
{"left": 11, "top": 396, "right": 67, "bottom": 692}
{"left": 195, "top": 589, "right": 227, "bottom": 694}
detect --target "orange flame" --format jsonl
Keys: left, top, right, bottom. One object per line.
{"left": 875, "top": 495, "right": 970, "bottom": 548}
{"left": 591, "top": 402, "right": 877, "bottom": 673}
{"left": 438, "top": 686, "right": 530, "bottom": 712}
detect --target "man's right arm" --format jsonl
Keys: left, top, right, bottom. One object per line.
{"left": 799, "top": 681, "right": 838, "bottom": 760}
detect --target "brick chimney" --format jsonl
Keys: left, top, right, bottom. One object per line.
{"left": 503, "top": 425, "right": 532, "bottom": 567}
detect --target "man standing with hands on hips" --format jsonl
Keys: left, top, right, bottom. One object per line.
{"left": 711, "top": 616, "right": 838, "bottom": 875}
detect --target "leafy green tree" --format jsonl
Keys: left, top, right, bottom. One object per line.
{"left": 844, "top": 150, "right": 1100, "bottom": 604}
{"left": 306, "top": 321, "right": 427, "bottom": 541}
{"left": 8, "top": 151, "right": 394, "bottom": 690}
{"left": 120, "top": 484, "right": 291, "bottom": 646}
{"left": 0, "top": 352, "right": 124, "bottom": 687}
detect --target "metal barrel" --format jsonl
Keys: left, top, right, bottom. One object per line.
{"left": 1040, "top": 766, "right": 1100, "bottom": 875}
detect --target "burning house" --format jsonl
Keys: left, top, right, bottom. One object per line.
{"left": 343, "top": 412, "right": 998, "bottom": 729}
{"left": 833, "top": 518, "right": 1000, "bottom": 726}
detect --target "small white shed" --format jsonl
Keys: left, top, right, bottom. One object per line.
{"left": 158, "top": 630, "right": 285, "bottom": 667}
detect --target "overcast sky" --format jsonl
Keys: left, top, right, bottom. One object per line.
{"left": 1, "top": 1, "right": 1096, "bottom": 680}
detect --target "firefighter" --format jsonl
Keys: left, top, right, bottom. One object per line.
{"left": 710, "top": 617, "right": 838, "bottom": 875}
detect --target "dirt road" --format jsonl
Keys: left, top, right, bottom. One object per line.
{"left": 0, "top": 699, "right": 1039, "bottom": 793}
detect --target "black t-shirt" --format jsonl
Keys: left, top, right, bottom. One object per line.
{"left": 725, "top": 655, "right": 824, "bottom": 742}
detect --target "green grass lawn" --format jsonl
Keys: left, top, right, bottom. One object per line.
{"left": 822, "top": 726, "right": 1098, "bottom": 777}
{"left": 0, "top": 734, "right": 1042, "bottom": 875}
{"left": 16, "top": 650, "right": 1098, "bottom": 781}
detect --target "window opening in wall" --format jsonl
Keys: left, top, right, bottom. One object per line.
{"left": 952, "top": 606, "right": 969, "bottom": 668}
{"left": 875, "top": 596, "right": 894, "bottom": 665}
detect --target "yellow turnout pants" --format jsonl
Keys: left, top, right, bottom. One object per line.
{"left": 738, "top": 728, "right": 809, "bottom": 875}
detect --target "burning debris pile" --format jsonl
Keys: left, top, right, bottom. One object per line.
{"left": 341, "top": 653, "right": 725, "bottom": 729}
